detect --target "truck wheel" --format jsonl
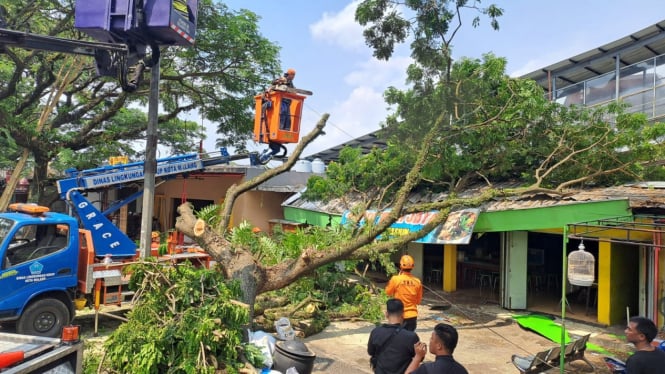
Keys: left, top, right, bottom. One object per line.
{"left": 17, "top": 299, "right": 70, "bottom": 338}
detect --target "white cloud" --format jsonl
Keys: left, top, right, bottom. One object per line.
{"left": 298, "top": 54, "right": 411, "bottom": 157}
{"left": 345, "top": 56, "right": 411, "bottom": 88}
{"left": 309, "top": 1, "right": 365, "bottom": 52}
{"left": 302, "top": 84, "right": 388, "bottom": 157}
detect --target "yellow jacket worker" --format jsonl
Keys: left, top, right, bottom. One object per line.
{"left": 386, "top": 255, "right": 423, "bottom": 331}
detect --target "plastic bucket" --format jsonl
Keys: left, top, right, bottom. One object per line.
{"left": 272, "top": 340, "right": 316, "bottom": 374}
{"left": 74, "top": 298, "right": 87, "bottom": 310}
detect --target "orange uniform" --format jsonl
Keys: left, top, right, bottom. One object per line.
{"left": 385, "top": 271, "right": 423, "bottom": 320}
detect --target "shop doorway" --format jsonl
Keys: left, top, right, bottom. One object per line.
{"left": 526, "top": 233, "right": 603, "bottom": 323}
{"left": 423, "top": 244, "right": 443, "bottom": 285}
{"left": 455, "top": 233, "right": 501, "bottom": 301}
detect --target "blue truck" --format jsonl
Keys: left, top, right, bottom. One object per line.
{"left": 0, "top": 0, "right": 308, "bottom": 341}
{"left": 0, "top": 152, "right": 242, "bottom": 338}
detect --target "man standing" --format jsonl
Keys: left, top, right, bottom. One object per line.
{"left": 386, "top": 254, "right": 423, "bottom": 331}
{"left": 368, "top": 299, "right": 420, "bottom": 374}
{"left": 625, "top": 316, "right": 665, "bottom": 373}
{"left": 404, "top": 323, "right": 468, "bottom": 374}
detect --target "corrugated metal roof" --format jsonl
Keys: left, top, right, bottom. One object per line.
{"left": 305, "top": 20, "right": 665, "bottom": 165}
{"left": 284, "top": 183, "right": 665, "bottom": 215}
{"left": 202, "top": 165, "right": 311, "bottom": 192}
{"left": 522, "top": 19, "right": 665, "bottom": 93}
{"left": 303, "top": 132, "right": 387, "bottom": 164}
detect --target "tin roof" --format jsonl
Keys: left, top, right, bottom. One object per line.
{"left": 202, "top": 164, "right": 311, "bottom": 193}
{"left": 284, "top": 183, "right": 665, "bottom": 215}
{"left": 305, "top": 20, "right": 665, "bottom": 165}
{"left": 303, "top": 131, "right": 387, "bottom": 164}
{"left": 522, "top": 19, "right": 665, "bottom": 93}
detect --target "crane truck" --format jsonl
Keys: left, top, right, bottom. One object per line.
{"left": 0, "top": 0, "right": 312, "bottom": 371}
{"left": 0, "top": 150, "right": 262, "bottom": 339}
{"left": 0, "top": 0, "right": 310, "bottom": 330}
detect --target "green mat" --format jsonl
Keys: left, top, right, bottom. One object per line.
{"left": 512, "top": 314, "right": 609, "bottom": 354}
{"left": 513, "top": 314, "right": 570, "bottom": 344}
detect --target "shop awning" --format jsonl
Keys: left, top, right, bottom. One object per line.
{"left": 340, "top": 208, "right": 480, "bottom": 244}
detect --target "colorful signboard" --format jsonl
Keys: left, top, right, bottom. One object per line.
{"left": 341, "top": 208, "right": 480, "bottom": 244}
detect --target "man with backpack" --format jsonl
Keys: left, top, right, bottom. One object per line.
{"left": 368, "top": 299, "right": 420, "bottom": 373}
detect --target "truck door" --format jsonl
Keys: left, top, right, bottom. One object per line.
{"left": 1, "top": 222, "right": 78, "bottom": 310}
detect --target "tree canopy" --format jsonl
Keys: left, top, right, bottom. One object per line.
{"left": 0, "top": 0, "right": 282, "bottom": 202}
{"left": 50, "top": 1, "right": 665, "bottom": 371}
{"left": 304, "top": 0, "right": 665, "bottom": 208}
{"left": 170, "top": 0, "right": 665, "bottom": 320}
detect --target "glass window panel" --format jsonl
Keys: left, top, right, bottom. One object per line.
{"left": 655, "top": 85, "right": 665, "bottom": 118}
{"left": 585, "top": 72, "right": 616, "bottom": 106}
{"left": 621, "top": 91, "right": 652, "bottom": 116}
{"left": 555, "top": 82, "right": 585, "bottom": 106}
{"left": 619, "top": 60, "right": 654, "bottom": 97}
{"left": 656, "top": 55, "right": 665, "bottom": 87}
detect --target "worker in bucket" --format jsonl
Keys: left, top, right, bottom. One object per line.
{"left": 271, "top": 68, "right": 296, "bottom": 88}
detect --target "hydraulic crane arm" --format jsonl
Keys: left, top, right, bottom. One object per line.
{"left": 53, "top": 148, "right": 255, "bottom": 258}
{"left": 0, "top": 27, "right": 149, "bottom": 92}
{"left": 0, "top": 27, "right": 128, "bottom": 56}
{"left": 56, "top": 148, "right": 258, "bottom": 201}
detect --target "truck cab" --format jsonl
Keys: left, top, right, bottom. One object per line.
{"left": 0, "top": 204, "right": 79, "bottom": 337}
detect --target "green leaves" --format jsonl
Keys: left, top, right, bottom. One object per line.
{"left": 304, "top": 145, "right": 413, "bottom": 205}
{"left": 105, "top": 262, "right": 248, "bottom": 373}
{"left": 356, "top": 0, "right": 503, "bottom": 65}
{"left": 0, "top": 0, "right": 282, "bottom": 200}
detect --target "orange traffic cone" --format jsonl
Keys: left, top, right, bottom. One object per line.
{"left": 0, "top": 350, "right": 24, "bottom": 368}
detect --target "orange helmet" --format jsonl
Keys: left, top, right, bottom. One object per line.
{"left": 400, "top": 255, "right": 415, "bottom": 270}
{"left": 286, "top": 68, "right": 296, "bottom": 76}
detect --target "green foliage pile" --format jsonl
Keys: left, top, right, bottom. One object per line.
{"left": 273, "top": 261, "right": 387, "bottom": 322}
{"left": 100, "top": 247, "right": 387, "bottom": 373}
{"left": 103, "top": 261, "right": 255, "bottom": 374}
{"left": 230, "top": 220, "right": 387, "bottom": 323}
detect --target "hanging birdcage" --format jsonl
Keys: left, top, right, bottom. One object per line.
{"left": 568, "top": 241, "right": 595, "bottom": 286}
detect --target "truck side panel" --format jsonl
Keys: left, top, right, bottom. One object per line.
{"left": 0, "top": 219, "right": 78, "bottom": 321}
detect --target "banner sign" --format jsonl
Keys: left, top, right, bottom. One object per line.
{"left": 341, "top": 208, "right": 480, "bottom": 244}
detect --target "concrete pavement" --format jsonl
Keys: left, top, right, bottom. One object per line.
{"left": 301, "top": 290, "right": 630, "bottom": 373}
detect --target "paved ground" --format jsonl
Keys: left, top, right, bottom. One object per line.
{"left": 299, "top": 288, "right": 631, "bottom": 374}
{"left": 5, "top": 286, "right": 630, "bottom": 373}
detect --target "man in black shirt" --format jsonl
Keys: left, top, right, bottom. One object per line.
{"left": 367, "top": 299, "right": 420, "bottom": 374}
{"left": 405, "top": 323, "right": 468, "bottom": 374}
{"left": 625, "top": 316, "right": 665, "bottom": 373}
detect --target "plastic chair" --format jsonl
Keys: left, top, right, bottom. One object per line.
{"left": 546, "top": 273, "right": 560, "bottom": 293}
{"left": 478, "top": 272, "right": 492, "bottom": 296}
{"left": 490, "top": 272, "right": 500, "bottom": 292}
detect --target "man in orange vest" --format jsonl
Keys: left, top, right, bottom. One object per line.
{"left": 386, "top": 254, "right": 423, "bottom": 331}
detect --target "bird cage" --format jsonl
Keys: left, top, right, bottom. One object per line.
{"left": 568, "top": 241, "right": 595, "bottom": 286}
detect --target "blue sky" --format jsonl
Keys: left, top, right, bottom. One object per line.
{"left": 214, "top": 1, "right": 665, "bottom": 159}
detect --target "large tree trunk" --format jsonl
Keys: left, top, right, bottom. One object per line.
{"left": 175, "top": 115, "right": 330, "bottom": 313}
{"left": 176, "top": 202, "right": 265, "bottom": 318}
{"left": 173, "top": 113, "right": 515, "bottom": 322}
